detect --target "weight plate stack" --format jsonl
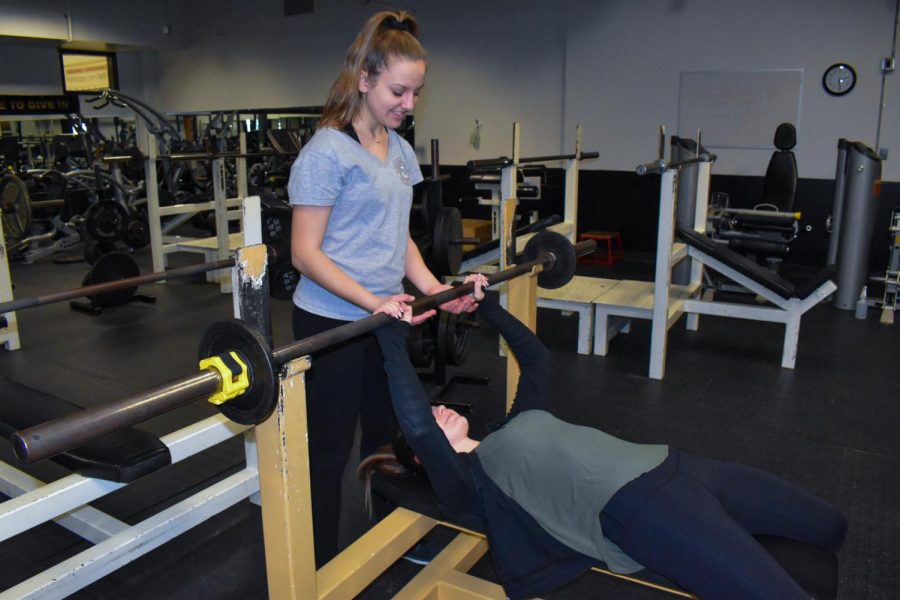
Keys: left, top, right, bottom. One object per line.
{"left": 83, "top": 239, "right": 117, "bottom": 265}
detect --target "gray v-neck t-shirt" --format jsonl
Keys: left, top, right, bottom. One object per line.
{"left": 288, "top": 127, "right": 423, "bottom": 320}
{"left": 475, "top": 410, "right": 667, "bottom": 573}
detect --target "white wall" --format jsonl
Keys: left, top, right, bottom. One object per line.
{"left": 0, "top": 41, "right": 63, "bottom": 96}
{"left": 1, "top": 0, "right": 898, "bottom": 180}
{"left": 564, "top": 0, "right": 899, "bottom": 180}
{"left": 0, "top": 0, "right": 178, "bottom": 119}
{"left": 152, "top": 0, "right": 565, "bottom": 165}
{"left": 0, "top": 0, "right": 190, "bottom": 49}
{"left": 406, "top": 1, "right": 566, "bottom": 166}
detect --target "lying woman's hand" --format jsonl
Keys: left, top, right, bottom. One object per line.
{"left": 427, "top": 282, "right": 478, "bottom": 314}
{"left": 374, "top": 297, "right": 413, "bottom": 324}
{"left": 463, "top": 273, "right": 489, "bottom": 302}
{"left": 376, "top": 293, "right": 432, "bottom": 325}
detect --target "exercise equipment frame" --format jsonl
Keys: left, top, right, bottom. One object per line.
{"left": 5, "top": 232, "right": 594, "bottom": 599}
{"left": 0, "top": 197, "right": 267, "bottom": 598}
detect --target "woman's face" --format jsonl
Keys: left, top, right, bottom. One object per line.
{"left": 432, "top": 404, "right": 469, "bottom": 446}
{"left": 359, "top": 57, "right": 426, "bottom": 130}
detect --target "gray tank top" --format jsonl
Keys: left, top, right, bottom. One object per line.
{"left": 475, "top": 410, "right": 667, "bottom": 573}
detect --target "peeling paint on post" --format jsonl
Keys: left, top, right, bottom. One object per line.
{"left": 235, "top": 244, "right": 272, "bottom": 346}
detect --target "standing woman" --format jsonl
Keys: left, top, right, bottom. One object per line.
{"left": 288, "top": 11, "right": 472, "bottom": 566}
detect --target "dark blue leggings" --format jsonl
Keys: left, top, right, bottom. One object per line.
{"left": 599, "top": 450, "right": 846, "bottom": 600}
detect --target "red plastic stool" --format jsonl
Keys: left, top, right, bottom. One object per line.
{"left": 579, "top": 231, "right": 623, "bottom": 265}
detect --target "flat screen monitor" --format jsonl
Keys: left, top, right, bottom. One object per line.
{"left": 59, "top": 50, "right": 119, "bottom": 94}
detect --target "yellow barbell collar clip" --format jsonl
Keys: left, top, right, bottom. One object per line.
{"left": 199, "top": 351, "right": 250, "bottom": 405}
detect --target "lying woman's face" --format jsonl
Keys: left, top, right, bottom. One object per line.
{"left": 431, "top": 404, "right": 469, "bottom": 446}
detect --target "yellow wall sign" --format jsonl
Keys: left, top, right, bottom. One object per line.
{"left": 0, "top": 94, "right": 78, "bottom": 115}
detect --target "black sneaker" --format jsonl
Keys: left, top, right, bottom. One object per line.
{"left": 402, "top": 539, "right": 442, "bottom": 565}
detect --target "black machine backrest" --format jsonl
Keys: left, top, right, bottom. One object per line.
{"left": 760, "top": 123, "right": 798, "bottom": 212}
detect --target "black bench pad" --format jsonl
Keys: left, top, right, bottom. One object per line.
{"left": 675, "top": 226, "right": 835, "bottom": 301}
{"left": 0, "top": 376, "right": 171, "bottom": 483}
{"left": 372, "top": 471, "right": 838, "bottom": 600}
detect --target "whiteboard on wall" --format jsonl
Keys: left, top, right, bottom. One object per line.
{"left": 678, "top": 70, "right": 802, "bottom": 149}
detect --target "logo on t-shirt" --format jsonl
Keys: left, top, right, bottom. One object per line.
{"left": 394, "top": 157, "right": 411, "bottom": 185}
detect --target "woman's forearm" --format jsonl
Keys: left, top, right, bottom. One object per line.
{"left": 294, "top": 247, "right": 383, "bottom": 312}
{"left": 404, "top": 237, "right": 441, "bottom": 295}
{"left": 476, "top": 297, "right": 551, "bottom": 413}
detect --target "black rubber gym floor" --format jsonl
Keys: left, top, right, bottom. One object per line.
{"left": 0, "top": 247, "right": 897, "bottom": 599}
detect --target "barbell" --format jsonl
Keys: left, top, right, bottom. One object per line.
{"left": 11, "top": 232, "right": 596, "bottom": 464}
{"left": 0, "top": 256, "right": 234, "bottom": 315}
{"left": 0, "top": 240, "right": 294, "bottom": 316}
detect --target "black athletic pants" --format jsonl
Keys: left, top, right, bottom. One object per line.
{"left": 600, "top": 449, "right": 847, "bottom": 599}
{"left": 293, "top": 307, "right": 398, "bottom": 567}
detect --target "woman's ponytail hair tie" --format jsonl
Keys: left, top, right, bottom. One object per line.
{"left": 381, "top": 13, "right": 418, "bottom": 37}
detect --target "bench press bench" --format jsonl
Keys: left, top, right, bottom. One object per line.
{"left": 536, "top": 275, "right": 620, "bottom": 354}
{"left": 675, "top": 226, "right": 836, "bottom": 369}
{"left": 0, "top": 375, "right": 258, "bottom": 597}
{"left": 371, "top": 470, "right": 839, "bottom": 599}
{"left": 592, "top": 275, "right": 700, "bottom": 358}
{"left": 0, "top": 376, "right": 171, "bottom": 483}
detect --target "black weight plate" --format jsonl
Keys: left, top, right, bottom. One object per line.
{"left": 432, "top": 207, "right": 462, "bottom": 276}
{"left": 407, "top": 322, "right": 435, "bottom": 368}
{"left": 85, "top": 200, "right": 128, "bottom": 242}
{"left": 453, "top": 312, "right": 477, "bottom": 366}
{"left": 83, "top": 239, "right": 117, "bottom": 264}
{"left": 198, "top": 319, "right": 277, "bottom": 425}
{"left": 122, "top": 217, "right": 150, "bottom": 249}
{"left": 522, "top": 230, "right": 577, "bottom": 289}
{"left": 266, "top": 238, "right": 291, "bottom": 270}
{"left": 123, "top": 146, "right": 145, "bottom": 181}
{"left": 261, "top": 208, "right": 292, "bottom": 246}
{"left": 435, "top": 311, "right": 474, "bottom": 367}
{"left": 269, "top": 263, "right": 300, "bottom": 300}
{"left": 442, "top": 311, "right": 475, "bottom": 367}
{"left": 435, "top": 311, "right": 451, "bottom": 366}
{"left": 82, "top": 251, "right": 140, "bottom": 307}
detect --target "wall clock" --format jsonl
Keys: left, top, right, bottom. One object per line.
{"left": 822, "top": 63, "right": 856, "bottom": 96}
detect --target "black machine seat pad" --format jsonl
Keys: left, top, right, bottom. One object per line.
{"left": 372, "top": 471, "right": 838, "bottom": 600}
{"left": 675, "top": 226, "right": 834, "bottom": 300}
{"left": 0, "top": 376, "right": 171, "bottom": 483}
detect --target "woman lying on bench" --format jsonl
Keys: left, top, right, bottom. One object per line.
{"left": 367, "top": 275, "right": 846, "bottom": 600}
